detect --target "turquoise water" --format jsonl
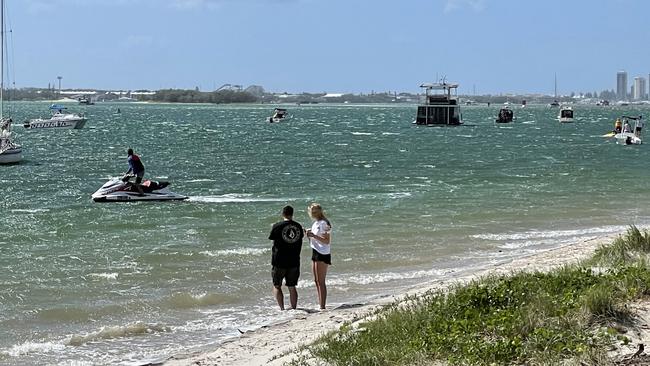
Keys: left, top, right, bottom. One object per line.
{"left": 2, "top": 102, "right": 650, "bottom": 365}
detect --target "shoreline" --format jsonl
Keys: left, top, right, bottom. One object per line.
{"left": 164, "top": 231, "right": 635, "bottom": 366}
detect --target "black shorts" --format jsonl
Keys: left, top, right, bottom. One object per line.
{"left": 135, "top": 171, "right": 144, "bottom": 184}
{"left": 636, "top": 127, "right": 642, "bottom": 132}
{"left": 311, "top": 249, "right": 332, "bottom": 265}
{"left": 272, "top": 266, "right": 300, "bottom": 287}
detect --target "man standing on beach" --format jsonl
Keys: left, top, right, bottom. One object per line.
{"left": 268, "top": 206, "right": 304, "bottom": 310}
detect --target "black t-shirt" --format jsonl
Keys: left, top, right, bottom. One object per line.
{"left": 269, "top": 219, "right": 304, "bottom": 268}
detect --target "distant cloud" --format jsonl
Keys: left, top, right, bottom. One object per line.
{"left": 444, "top": 0, "right": 487, "bottom": 13}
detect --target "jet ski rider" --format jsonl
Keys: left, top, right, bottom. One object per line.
{"left": 125, "top": 148, "right": 145, "bottom": 195}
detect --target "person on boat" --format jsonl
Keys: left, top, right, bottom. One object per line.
{"left": 623, "top": 120, "right": 632, "bottom": 133}
{"left": 614, "top": 118, "right": 622, "bottom": 133}
{"left": 635, "top": 118, "right": 644, "bottom": 137}
{"left": 125, "top": 148, "right": 145, "bottom": 195}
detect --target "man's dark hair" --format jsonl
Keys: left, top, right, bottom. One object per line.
{"left": 127, "top": 148, "right": 134, "bottom": 156}
{"left": 282, "top": 205, "right": 294, "bottom": 217}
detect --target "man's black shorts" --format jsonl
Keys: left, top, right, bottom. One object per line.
{"left": 272, "top": 266, "right": 299, "bottom": 287}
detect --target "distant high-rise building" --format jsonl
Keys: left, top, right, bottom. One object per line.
{"left": 617, "top": 71, "right": 628, "bottom": 100}
{"left": 634, "top": 77, "right": 646, "bottom": 100}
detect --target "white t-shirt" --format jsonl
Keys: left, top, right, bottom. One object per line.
{"left": 310, "top": 219, "right": 331, "bottom": 255}
{"left": 637, "top": 120, "right": 644, "bottom": 128}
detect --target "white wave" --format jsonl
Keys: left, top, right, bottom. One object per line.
{"left": 2, "top": 341, "right": 65, "bottom": 357}
{"left": 472, "top": 225, "right": 626, "bottom": 241}
{"left": 189, "top": 194, "right": 286, "bottom": 203}
{"left": 67, "top": 322, "right": 170, "bottom": 346}
{"left": 186, "top": 179, "right": 216, "bottom": 183}
{"left": 88, "top": 272, "right": 119, "bottom": 280}
{"left": 299, "top": 267, "right": 450, "bottom": 287}
{"left": 351, "top": 132, "right": 373, "bottom": 135}
{"left": 11, "top": 208, "right": 50, "bottom": 213}
{"left": 200, "top": 248, "right": 269, "bottom": 257}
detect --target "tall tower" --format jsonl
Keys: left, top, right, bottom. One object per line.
{"left": 633, "top": 77, "right": 646, "bottom": 100}
{"left": 617, "top": 71, "right": 628, "bottom": 100}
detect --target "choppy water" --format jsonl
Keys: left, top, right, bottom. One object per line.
{"left": 2, "top": 102, "right": 650, "bottom": 365}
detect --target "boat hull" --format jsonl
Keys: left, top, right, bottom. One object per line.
{"left": 615, "top": 132, "right": 642, "bottom": 145}
{"left": 92, "top": 193, "right": 189, "bottom": 202}
{"left": 24, "top": 117, "right": 86, "bottom": 129}
{"left": 559, "top": 118, "right": 574, "bottom": 123}
{"left": 0, "top": 146, "right": 22, "bottom": 164}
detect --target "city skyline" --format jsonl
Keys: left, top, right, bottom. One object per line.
{"left": 11, "top": 0, "right": 650, "bottom": 94}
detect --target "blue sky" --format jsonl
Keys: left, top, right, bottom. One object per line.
{"left": 8, "top": 0, "right": 650, "bottom": 94}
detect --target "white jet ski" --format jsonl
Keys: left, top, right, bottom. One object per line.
{"left": 92, "top": 176, "right": 188, "bottom": 202}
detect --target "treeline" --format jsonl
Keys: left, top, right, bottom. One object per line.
{"left": 141, "top": 89, "right": 258, "bottom": 104}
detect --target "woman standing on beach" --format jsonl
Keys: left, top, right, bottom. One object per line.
{"left": 306, "top": 203, "right": 332, "bottom": 310}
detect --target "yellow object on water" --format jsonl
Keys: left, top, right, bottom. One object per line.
{"left": 602, "top": 132, "right": 615, "bottom": 137}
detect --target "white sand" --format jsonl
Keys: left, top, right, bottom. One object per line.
{"left": 164, "top": 234, "right": 649, "bottom": 366}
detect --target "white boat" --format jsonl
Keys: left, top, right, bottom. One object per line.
{"left": 558, "top": 106, "right": 574, "bottom": 123}
{"left": 413, "top": 81, "right": 463, "bottom": 126}
{"left": 613, "top": 116, "right": 643, "bottom": 145}
{"left": 24, "top": 104, "right": 87, "bottom": 129}
{"left": 268, "top": 108, "right": 289, "bottom": 123}
{"left": 0, "top": 119, "right": 21, "bottom": 164}
{"left": 0, "top": 0, "right": 20, "bottom": 164}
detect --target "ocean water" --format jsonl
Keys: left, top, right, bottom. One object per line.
{"left": 2, "top": 102, "right": 650, "bottom": 365}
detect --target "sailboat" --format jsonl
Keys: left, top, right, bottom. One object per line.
{"left": 0, "top": 0, "right": 21, "bottom": 164}
{"left": 549, "top": 73, "right": 560, "bottom": 107}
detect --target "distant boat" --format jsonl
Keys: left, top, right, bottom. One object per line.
{"left": 549, "top": 73, "right": 560, "bottom": 107}
{"left": 413, "top": 81, "right": 463, "bottom": 126}
{"left": 613, "top": 116, "right": 643, "bottom": 145}
{"left": 616, "top": 100, "right": 629, "bottom": 106}
{"left": 521, "top": 100, "right": 527, "bottom": 108}
{"left": 495, "top": 105, "right": 514, "bottom": 123}
{"left": 268, "top": 108, "right": 289, "bottom": 123}
{"left": 24, "top": 104, "right": 87, "bottom": 129}
{"left": 0, "top": 0, "right": 21, "bottom": 164}
{"left": 558, "top": 106, "right": 574, "bottom": 123}
{"left": 79, "top": 96, "right": 95, "bottom": 105}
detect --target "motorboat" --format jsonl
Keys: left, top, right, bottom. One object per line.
{"left": 24, "top": 104, "right": 87, "bottom": 129}
{"left": 495, "top": 106, "right": 514, "bottom": 123}
{"left": 596, "top": 100, "right": 610, "bottom": 106}
{"left": 0, "top": 118, "right": 21, "bottom": 164}
{"left": 79, "top": 96, "right": 95, "bottom": 105}
{"left": 558, "top": 106, "right": 574, "bottom": 123}
{"left": 91, "top": 176, "right": 189, "bottom": 202}
{"left": 613, "top": 116, "right": 643, "bottom": 145}
{"left": 413, "top": 81, "right": 462, "bottom": 126}
{"left": 268, "top": 108, "right": 289, "bottom": 123}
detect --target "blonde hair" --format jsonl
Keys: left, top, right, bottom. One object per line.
{"left": 308, "top": 203, "right": 331, "bottom": 226}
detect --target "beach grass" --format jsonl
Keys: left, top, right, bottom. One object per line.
{"left": 291, "top": 226, "right": 650, "bottom": 366}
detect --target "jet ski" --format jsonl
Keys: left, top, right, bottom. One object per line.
{"left": 92, "top": 175, "right": 188, "bottom": 202}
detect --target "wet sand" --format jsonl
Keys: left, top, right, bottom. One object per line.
{"left": 164, "top": 233, "right": 650, "bottom": 365}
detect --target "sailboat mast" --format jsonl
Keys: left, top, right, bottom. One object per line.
{"left": 1, "top": 0, "right": 4, "bottom": 120}
{"left": 554, "top": 73, "right": 557, "bottom": 99}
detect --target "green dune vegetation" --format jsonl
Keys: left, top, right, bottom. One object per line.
{"left": 291, "top": 227, "right": 650, "bottom": 366}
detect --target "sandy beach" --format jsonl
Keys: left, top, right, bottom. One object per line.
{"left": 164, "top": 232, "right": 650, "bottom": 366}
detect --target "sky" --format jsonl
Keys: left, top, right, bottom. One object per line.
{"left": 6, "top": 0, "right": 650, "bottom": 94}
